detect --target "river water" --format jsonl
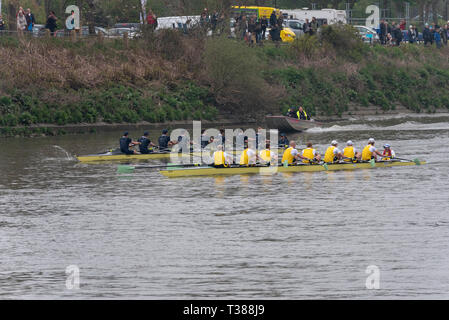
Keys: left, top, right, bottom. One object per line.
{"left": 1, "top": 116, "right": 449, "bottom": 299}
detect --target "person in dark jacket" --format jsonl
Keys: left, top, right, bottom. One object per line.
{"left": 423, "top": 23, "right": 432, "bottom": 46}
{"left": 0, "top": 15, "right": 5, "bottom": 33}
{"left": 440, "top": 24, "right": 447, "bottom": 45}
{"left": 435, "top": 26, "right": 442, "bottom": 48}
{"left": 303, "top": 19, "right": 310, "bottom": 35}
{"left": 393, "top": 25, "right": 403, "bottom": 46}
{"left": 260, "top": 16, "right": 268, "bottom": 40}
{"left": 408, "top": 25, "right": 417, "bottom": 43}
{"left": 120, "top": 132, "right": 140, "bottom": 155}
{"left": 25, "top": 8, "right": 35, "bottom": 32}
{"left": 137, "top": 131, "right": 156, "bottom": 154}
{"left": 380, "top": 20, "right": 387, "bottom": 44}
{"left": 45, "top": 11, "right": 58, "bottom": 36}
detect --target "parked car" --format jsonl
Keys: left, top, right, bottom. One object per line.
{"left": 282, "top": 19, "right": 304, "bottom": 38}
{"left": 353, "top": 25, "right": 379, "bottom": 43}
{"left": 32, "top": 24, "right": 46, "bottom": 37}
{"left": 107, "top": 27, "right": 138, "bottom": 39}
{"left": 54, "top": 26, "right": 108, "bottom": 37}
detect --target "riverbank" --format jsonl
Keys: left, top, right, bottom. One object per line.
{"left": 1, "top": 25, "right": 449, "bottom": 137}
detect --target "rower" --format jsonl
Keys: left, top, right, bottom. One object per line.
{"left": 297, "top": 106, "right": 311, "bottom": 120}
{"left": 213, "top": 145, "right": 231, "bottom": 168}
{"left": 361, "top": 138, "right": 383, "bottom": 161}
{"left": 343, "top": 140, "right": 361, "bottom": 162}
{"left": 382, "top": 144, "right": 396, "bottom": 160}
{"left": 302, "top": 142, "right": 321, "bottom": 163}
{"left": 158, "top": 129, "right": 177, "bottom": 151}
{"left": 200, "top": 129, "right": 210, "bottom": 149}
{"left": 239, "top": 143, "right": 258, "bottom": 166}
{"left": 137, "top": 131, "right": 156, "bottom": 154}
{"left": 278, "top": 133, "right": 289, "bottom": 149}
{"left": 324, "top": 140, "right": 343, "bottom": 163}
{"left": 120, "top": 132, "right": 140, "bottom": 155}
{"left": 259, "top": 142, "right": 277, "bottom": 164}
{"left": 281, "top": 141, "right": 306, "bottom": 165}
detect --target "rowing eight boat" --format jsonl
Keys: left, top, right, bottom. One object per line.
{"left": 159, "top": 160, "right": 425, "bottom": 178}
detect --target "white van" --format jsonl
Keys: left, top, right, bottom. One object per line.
{"left": 281, "top": 8, "right": 347, "bottom": 26}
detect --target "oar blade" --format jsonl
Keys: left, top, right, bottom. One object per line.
{"left": 413, "top": 158, "right": 421, "bottom": 165}
{"left": 323, "top": 163, "right": 329, "bottom": 171}
{"left": 370, "top": 158, "right": 376, "bottom": 168}
{"left": 117, "top": 165, "right": 135, "bottom": 174}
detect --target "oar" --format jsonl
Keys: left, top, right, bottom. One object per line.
{"left": 117, "top": 163, "right": 203, "bottom": 174}
{"left": 386, "top": 157, "right": 421, "bottom": 165}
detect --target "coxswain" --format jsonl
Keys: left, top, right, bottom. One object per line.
{"left": 361, "top": 138, "right": 383, "bottom": 161}
{"left": 343, "top": 140, "right": 361, "bottom": 162}
{"left": 278, "top": 133, "right": 289, "bottom": 149}
{"left": 259, "top": 142, "right": 277, "bottom": 164}
{"left": 213, "top": 145, "right": 231, "bottom": 168}
{"left": 137, "top": 131, "right": 156, "bottom": 154}
{"left": 120, "top": 132, "right": 140, "bottom": 155}
{"left": 323, "top": 140, "right": 343, "bottom": 163}
{"left": 382, "top": 144, "right": 396, "bottom": 160}
{"left": 281, "top": 141, "right": 306, "bottom": 165}
{"left": 239, "top": 143, "right": 258, "bottom": 166}
{"left": 158, "top": 129, "right": 177, "bottom": 151}
{"left": 297, "top": 106, "right": 311, "bottom": 120}
{"left": 302, "top": 142, "right": 321, "bottom": 163}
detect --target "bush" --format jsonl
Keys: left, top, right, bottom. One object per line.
{"left": 320, "top": 24, "right": 366, "bottom": 61}
{"left": 19, "top": 112, "right": 35, "bottom": 125}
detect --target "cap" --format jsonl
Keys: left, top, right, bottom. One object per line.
{"left": 123, "top": 131, "right": 129, "bottom": 136}
{"left": 384, "top": 144, "right": 390, "bottom": 148}
{"left": 143, "top": 131, "right": 149, "bottom": 136}
{"left": 346, "top": 140, "right": 353, "bottom": 146}
{"left": 368, "top": 138, "right": 375, "bottom": 143}
{"left": 331, "top": 140, "right": 338, "bottom": 145}
{"left": 162, "top": 129, "right": 168, "bottom": 134}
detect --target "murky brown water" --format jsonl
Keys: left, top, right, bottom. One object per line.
{"left": 1, "top": 117, "right": 449, "bottom": 299}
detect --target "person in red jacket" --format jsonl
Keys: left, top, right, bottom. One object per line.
{"left": 147, "top": 9, "right": 158, "bottom": 30}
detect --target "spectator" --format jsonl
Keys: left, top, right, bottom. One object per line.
{"left": 17, "top": 10, "right": 27, "bottom": 36}
{"left": 423, "top": 23, "right": 432, "bottom": 46}
{"left": 408, "top": 25, "right": 417, "bottom": 43}
{"left": 200, "top": 8, "right": 209, "bottom": 28}
{"left": 255, "top": 18, "right": 262, "bottom": 44}
{"left": 211, "top": 10, "right": 218, "bottom": 33}
{"left": 238, "top": 15, "right": 248, "bottom": 41}
{"left": 269, "top": 10, "right": 277, "bottom": 28}
{"left": 25, "top": 8, "right": 35, "bottom": 33}
{"left": 303, "top": 18, "right": 310, "bottom": 35}
{"left": 435, "top": 25, "right": 442, "bottom": 48}
{"left": 380, "top": 20, "right": 387, "bottom": 44}
{"left": 260, "top": 16, "right": 268, "bottom": 40}
{"left": 45, "top": 11, "right": 58, "bottom": 36}
{"left": 277, "top": 11, "right": 284, "bottom": 29}
{"left": 0, "top": 15, "right": 5, "bottom": 34}
{"left": 248, "top": 15, "right": 257, "bottom": 46}
{"left": 440, "top": 24, "right": 447, "bottom": 45}
{"left": 399, "top": 19, "right": 406, "bottom": 30}
{"left": 146, "top": 9, "right": 158, "bottom": 30}
{"left": 393, "top": 24, "right": 403, "bottom": 46}
{"left": 310, "top": 17, "right": 318, "bottom": 36}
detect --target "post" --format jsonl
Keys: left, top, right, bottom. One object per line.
{"left": 71, "top": 29, "right": 76, "bottom": 41}
{"left": 123, "top": 31, "right": 129, "bottom": 48}
{"left": 405, "top": 2, "right": 410, "bottom": 29}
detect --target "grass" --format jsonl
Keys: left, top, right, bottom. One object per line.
{"left": 1, "top": 25, "right": 449, "bottom": 136}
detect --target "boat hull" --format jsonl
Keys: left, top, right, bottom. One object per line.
{"left": 160, "top": 161, "right": 425, "bottom": 178}
{"left": 265, "top": 115, "right": 322, "bottom": 132}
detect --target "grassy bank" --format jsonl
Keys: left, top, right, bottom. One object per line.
{"left": 1, "top": 26, "right": 449, "bottom": 137}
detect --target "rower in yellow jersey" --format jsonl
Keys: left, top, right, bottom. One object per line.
{"left": 212, "top": 145, "right": 231, "bottom": 168}
{"left": 301, "top": 142, "right": 321, "bottom": 163}
{"left": 361, "top": 138, "right": 383, "bottom": 161}
{"left": 281, "top": 141, "right": 307, "bottom": 165}
{"left": 259, "top": 142, "right": 278, "bottom": 164}
{"left": 342, "top": 140, "right": 361, "bottom": 162}
{"left": 239, "top": 143, "right": 258, "bottom": 166}
{"left": 323, "top": 140, "right": 343, "bottom": 163}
